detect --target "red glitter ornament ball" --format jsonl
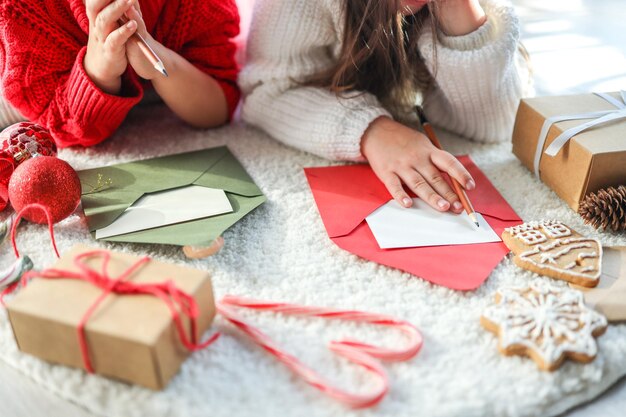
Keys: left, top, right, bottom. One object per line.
{"left": 0, "top": 122, "right": 57, "bottom": 187}
{"left": 8, "top": 156, "right": 82, "bottom": 224}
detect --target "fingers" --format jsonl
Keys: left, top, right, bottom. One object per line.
{"left": 125, "top": 5, "right": 147, "bottom": 34}
{"left": 131, "top": 0, "right": 143, "bottom": 17}
{"left": 91, "top": 0, "right": 134, "bottom": 35}
{"left": 398, "top": 169, "right": 451, "bottom": 212}
{"left": 375, "top": 161, "right": 463, "bottom": 213}
{"left": 379, "top": 172, "right": 413, "bottom": 208}
{"left": 104, "top": 0, "right": 135, "bottom": 25}
{"left": 363, "top": 120, "right": 475, "bottom": 214}
{"left": 416, "top": 166, "right": 464, "bottom": 213}
{"left": 430, "top": 150, "right": 475, "bottom": 191}
{"left": 85, "top": 0, "right": 115, "bottom": 22}
{"left": 106, "top": 19, "right": 137, "bottom": 53}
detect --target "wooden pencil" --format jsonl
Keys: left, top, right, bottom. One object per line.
{"left": 118, "top": 15, "right": 168, "bottom": 77}
{"left": 415, "top": 106, "right": 480, "bottom": 228}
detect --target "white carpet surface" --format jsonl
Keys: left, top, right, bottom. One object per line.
{"left": 0, "top": 104, "right": 625, "bottom": 417}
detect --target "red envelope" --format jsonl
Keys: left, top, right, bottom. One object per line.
{"left": 304, "top": 156, "right": 522, "bottom": 291}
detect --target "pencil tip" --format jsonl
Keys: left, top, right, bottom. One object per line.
{"left": 474, "top": 222, "right": 480, "bottom": 228}
{"left": 155, "top": 62, "right": 168, "bottom": 77}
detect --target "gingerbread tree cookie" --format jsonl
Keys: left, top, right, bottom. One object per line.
{"left": 502, "top": 220, "right": 602, "bottom": 287}
{"left": 481, "top": 279, "right": 607, "bottom": 371}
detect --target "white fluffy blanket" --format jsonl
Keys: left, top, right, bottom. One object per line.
{"left": 0, "top": 103, "right": 624, "bottom": 417}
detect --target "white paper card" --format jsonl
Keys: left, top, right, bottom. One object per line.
{"left": 96, "top": 185, "right": 233, "bottom": 239}
{"left": 365, "top": 198, "right": 501, "bottom": 249}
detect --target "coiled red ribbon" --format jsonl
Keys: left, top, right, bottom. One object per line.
{"left": 217, "top": 296, "right": 423, "bottom": 408}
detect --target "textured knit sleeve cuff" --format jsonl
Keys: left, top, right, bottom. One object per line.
{"left": 436, "top": 15, "right": 495, "bottom": 51}
{"left": 336, "top": 101, "right": 392, "bottom": 161}
{"left": 66, "top": 47, "right": 143, "bottom": 136}
{"left": 419, "top": 0, "right": 518, "bottom": 57}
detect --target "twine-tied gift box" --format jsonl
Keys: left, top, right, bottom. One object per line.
{"left": 513, "top": 92, "right": 626, "bottom": 210}
{"left": 6, "top": 244, "right": 216, "bottom": 389}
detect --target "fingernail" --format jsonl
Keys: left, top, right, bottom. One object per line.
{"left": 467, "top": 180, "right": 476, "bottom": 190}
{"left": 126, "top": 21, "right": 134, "bottom": 28}
{"left": 402, "top": 198, "right": 412, "bottom": 207}
{"left": 453, "top": 201, "right": 462, "bottom": 211}
{"left": 437, "top": 199, "right": 448, "bottom": 209}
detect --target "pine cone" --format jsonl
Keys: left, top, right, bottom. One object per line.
{"left": 579, "top": 185, "right": 626, "bottom": 232}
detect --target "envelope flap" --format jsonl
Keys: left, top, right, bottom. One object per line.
{"left": 304, "top": 165, "right": 390, "bottom": 238}
{"left": 305, "top": 157, "right": 521, "bottom": 240}
{"left": 458, "top": 155, "right": 522, "bottom": 222}
{"left": 100, "top": 194, "right": 267, "bottom": 247}
{"left": 78, "top": 147, "right": 231, "bottom": 232}
{"left": 193, "top": 147, "right": 263, "bottom": 197}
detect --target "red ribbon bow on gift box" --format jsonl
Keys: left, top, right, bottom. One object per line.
{"left": 5, "top": 249, "right": 220, "bottom": 373}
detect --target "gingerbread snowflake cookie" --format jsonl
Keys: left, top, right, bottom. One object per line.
{"left": 502, "top": 220, "right": 602, "bottom": 287}
{"left": 481, "top": 279, "right": 607, "bottom": 371}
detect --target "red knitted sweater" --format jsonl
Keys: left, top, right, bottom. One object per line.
{"left": 0, "top": 0, "right": 240, "bottom": 147}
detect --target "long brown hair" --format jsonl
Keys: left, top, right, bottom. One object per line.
{"left": 306, "top": 0, "right": 438, "bottom": 115}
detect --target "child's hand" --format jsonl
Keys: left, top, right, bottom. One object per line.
{"left": 361, "top": 117, "right": 476, "bottom": 212}
{"left": 124, "top": 3, "right": 169, "bottom": 80}
{"left": 435, "top": 0, "right": 487, "bottom": 36}
{"left": 84, "top": 0, "right": 138, "bottom": 95}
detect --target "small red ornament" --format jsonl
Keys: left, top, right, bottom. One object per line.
{"left": 0, "top": 122, "right": 57, "bottom": 186}
{"left": 8, "top": 156, "right": 81, "bottom": 224}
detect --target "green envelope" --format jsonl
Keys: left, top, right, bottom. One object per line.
{"left": 78, "top": 146, "right": 266, "bottom": 247}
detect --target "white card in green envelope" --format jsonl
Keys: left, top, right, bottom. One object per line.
{"left": 366, "top": 198, "right": 501, "bottom": 249}
{"left": 96, "top": 185, "right": 233, "bottom": 239}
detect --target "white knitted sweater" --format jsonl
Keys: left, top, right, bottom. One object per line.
{"left": 240, "top": 0, "right": 532, "bottom": 161}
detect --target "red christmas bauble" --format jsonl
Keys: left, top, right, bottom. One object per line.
{"left": 0, "top": 122, "right": 57, "bottom": 185}
{"left": 8, "top": 156, "right": 81, "bottom": 224}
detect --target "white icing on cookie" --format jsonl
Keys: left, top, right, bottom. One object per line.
{"left": 506, "top": 221, "right": 542, "bottom": 235}
{"left": 540, "top": 253, "right": 558, "bottom": 264}
{"left": 482, "top": 279, "right": 607, "bottom": 367}
{"left": 505, "top": 220, "right": 573, "bottom": 245}
{"left": 541, "top": 221, "right": 572, "bottom": 238}
{"left": 517, "top": 230, "right": 547, "bottom": 245}
{"left": 506, "top": 223, "right": 533, "bottom": 234}
{"left": 564, "top": 262, "right": 576, "bottom": 270}
{"left": 541, "top": 243, "right": 593, "bottom": 262}
{"left": 518, "top": 238, "right": 602, "bottom": 282}
{"left": 578, "top": 252, "right": 597, "bottom": 261}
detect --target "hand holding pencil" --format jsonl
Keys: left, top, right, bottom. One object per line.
{"left": 361, "top": 115, "right": 476, "bottom": 217}
{"left": 415, "top": 106, "right": 480, "bottom": 228}
{"left": 83, "top": 0, "right": 167, "bottom": 95}
{"left": 118, "top": 13, "right": 168, "bottom": 77}
{"left": 120, "top": 3, "right": 169, "bottom": 79}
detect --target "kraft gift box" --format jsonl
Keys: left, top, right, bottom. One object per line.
{"left": 512, "top": 92, "right": 626, "bottom": 211}
{"left": 6, "top": 244, "right": 216, "bottom": 389}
